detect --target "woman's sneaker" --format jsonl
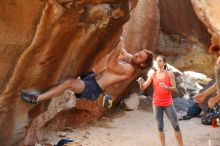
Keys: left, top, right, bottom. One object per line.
{"left": 20, "top": 90, "right": 39, "bottom": 104}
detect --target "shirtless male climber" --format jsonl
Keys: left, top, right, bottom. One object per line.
{"left": 21, "top": 46, "right": 153, "bottom": 108}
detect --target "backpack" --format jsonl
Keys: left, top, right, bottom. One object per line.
{"left": 201, "top": 112, "right": 217, "bottom": 125}
{"left": 201, "top": 107, "right": 219, "bottom": 125}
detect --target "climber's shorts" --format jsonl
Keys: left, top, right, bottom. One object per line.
{"left": 75, "top": 71, "right": 103, "bottom": 100}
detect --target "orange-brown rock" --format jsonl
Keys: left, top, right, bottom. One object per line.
{"left": 0, "top": 0, "right": 129, "bottom": 145}
{"left": 0, "top": 0, "right": 159, "bottom": 145}
{"left": 122, "top": 0, "right": 160, "bottom": 53}
{"left": 192, "top": 0, "right": 220, "bottom": 56}
{"left": 157, "top": 0, "right": 214, "bottom": 77}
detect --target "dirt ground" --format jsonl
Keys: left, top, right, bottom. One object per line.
{"left": 43, "top": 104, "right": 220, "bottom": 146}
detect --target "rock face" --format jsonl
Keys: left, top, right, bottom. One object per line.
{"left": 157, "top": 0, "right": 215, "bottom": 77}
{"left": 191, "top": 0, "right": 220, "bottom": 55}
{"left": 0, "top": 0, "right": 160, "bottom": 145}
{"left": 123, "top": 0, "right": 160, "bottom": 53}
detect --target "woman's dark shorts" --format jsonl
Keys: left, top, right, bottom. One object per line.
{"left": 75, "top": 71, "right": 103, "bottom": 100}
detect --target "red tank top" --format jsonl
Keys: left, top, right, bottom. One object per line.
{"left": 152, "top": 71, "right": 173, "bottom": 106}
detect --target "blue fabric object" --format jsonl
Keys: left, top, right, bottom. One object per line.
{"left": 54, "top": 138, "right": 74, "bottom": 146}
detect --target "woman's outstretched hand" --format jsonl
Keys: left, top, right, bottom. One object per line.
{"left": 136, "top": 77, "right": 145, "bottom": 85}
{"left": 137, "top": 77, "right": 145, "bottom": 91}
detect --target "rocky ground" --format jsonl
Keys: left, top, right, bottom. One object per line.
{"left": 39, "top": 98, "right": 220, "bottom": 146}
